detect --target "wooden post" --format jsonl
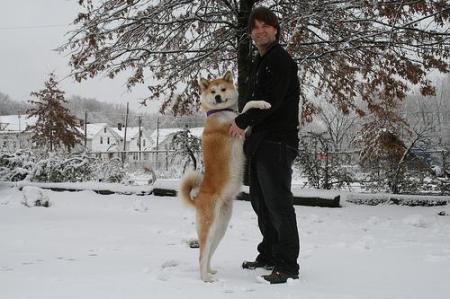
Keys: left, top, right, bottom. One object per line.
{"left": 156, "top": 117, "right": 160, "bottom": 169}
{"left": 138, "top": 115, "right": 142, "bottom": 161}
{"left": 84, "top": 111, "right": 87, "bottom": 151}
{"left": 123, "top": 102, "right": 129, "bottom": 164}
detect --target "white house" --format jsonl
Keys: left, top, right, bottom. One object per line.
{"left": 111, "top": 125, "right": 154, "bottom": 161}
{"left": 76, "top": 123, "right": 123, "bottom": 159}
{"left": 0, "top": 115, "right": 37, "bottom": 152}
{"left": 76, "top": 123, "right": 154, "bottom": 161}
{"left": 111, "top": 126, "right": 154, "bottom": 151}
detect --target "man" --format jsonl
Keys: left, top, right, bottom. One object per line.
{"left": 229, "top": 6, "right": 300, "bottom": 284}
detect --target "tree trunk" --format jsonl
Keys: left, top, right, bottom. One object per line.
{"left": 236, "top": 0, "right": 256, "bottom": 187}
{"left": 187, "top": 147, "right": 197, "bottom": 170}
{"left": 237, "top": 0, "right": 255, "bottom": 112}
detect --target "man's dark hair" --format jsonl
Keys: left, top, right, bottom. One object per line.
{"left": 248, "top": 6, "right": 281, "bottom": 41}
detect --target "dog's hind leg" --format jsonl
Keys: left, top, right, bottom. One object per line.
{"left": 207, "top": 200, "right": 233, "bottom": 275}
{"left": 197, "top": 208, "right": 216, "bottom": 282}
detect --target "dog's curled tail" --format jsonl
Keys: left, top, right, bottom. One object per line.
{"left": 178, "top": 170, "right": 203, "bottom": 208}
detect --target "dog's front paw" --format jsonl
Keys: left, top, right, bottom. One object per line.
{"left": 259, "top": 101, "right": 271, "bottom": 110}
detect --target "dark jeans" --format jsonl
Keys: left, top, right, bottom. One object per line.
{"left": 248, "top": 140, "right": 300, "bottom": 275}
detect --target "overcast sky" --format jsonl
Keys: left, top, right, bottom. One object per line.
{"left": 0, "top": 0, "right": 160, "bottom": 112}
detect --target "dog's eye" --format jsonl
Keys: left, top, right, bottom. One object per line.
{"left": 211, "top": 90, "right": 216, "bottom": 94}
{"left": 221, "top": 88, "right": 226, "bottom": 92}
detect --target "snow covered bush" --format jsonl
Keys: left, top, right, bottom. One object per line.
{"left": 1, "top": 150, "right": 127, "bottom": 183}
{"left": 30, "top": 155, "right": 65, "bottom": 182}
{"left": 59, "top": 154, "right": 96, "bottom": 182}
{"left": 296, "top": 132, "right": 354, "bottom": 190}
{"left": 0, "top": 150, "right": 36, "bottom": 181}
{"left": 94, "top": 157, "right": 126, "bottom": 183}
{"left": 28, "top": 153, "right": 125, "bottom": 183}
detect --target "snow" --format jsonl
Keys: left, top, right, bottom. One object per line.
{"left": 1, "top": 181, "right": 450, "bottom": 299}
{"left": 2, "top": 181, "right": 154, "bottom": 195}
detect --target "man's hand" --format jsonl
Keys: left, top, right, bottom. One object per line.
{"left": 229, "top": 120, "right": 245, "bottom": 138}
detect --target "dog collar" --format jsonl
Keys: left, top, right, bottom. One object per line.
{"left": 206, "top": 108, "right": 235, "bottom": 117}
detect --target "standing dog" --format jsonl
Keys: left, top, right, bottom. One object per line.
{"left": 178, "top": 71, "right": 270, "bottom": 282}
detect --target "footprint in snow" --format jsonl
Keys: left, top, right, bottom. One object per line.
{"left": 161, "top": 259, "right": 180, "bottom": 269}
{"left": 148, "top": 260, "right": 181, "bottom": 282}
{"left": 57, "top": 257, "right": 77, "bottom": 262}
{"left": 156, "top": 272, "right": 171, "bottom": 281}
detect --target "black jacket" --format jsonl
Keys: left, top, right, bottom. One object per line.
{"left": 235, "top": 42, "right": 300, "bottom": 155}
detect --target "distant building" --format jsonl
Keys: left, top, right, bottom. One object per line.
{"left": 76, "top": 123, "right": 122, "bottom": 159}
{"left": 0, "top": 115, "right": 37, "bottom": 152}
{"left": 1, "top": 115, "right": 205, "bottom": 169}
{"left": 111, "top": 124, "right": 154, "bottom": 161}
{"left": 75, "top": 123, "right": 154, "bottom": 161}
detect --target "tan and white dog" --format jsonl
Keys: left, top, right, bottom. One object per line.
{"left": 178, "top": 71, "right": 270, "bottom": 282}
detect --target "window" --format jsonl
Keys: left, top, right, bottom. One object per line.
{"left": 100, "top": 137, "right": 103, "bottom": 144}
{"left": 104, "top": 128, "right": 107, "bottom": 133}
{"left": 143, "top": 139, "right": 146, "bottom": 147}
{"left": 107, "top": 137, "right": 110, "bottom": 145}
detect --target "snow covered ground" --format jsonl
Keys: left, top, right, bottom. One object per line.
{"left": 1, "top": 182, "right": 450, "bottom": 299}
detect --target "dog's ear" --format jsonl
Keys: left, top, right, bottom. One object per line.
{"left": 198, "top": 77, "right": 210, "bottom": 91}
{"left": 222, "top": 71, "right": 233, "bottom": 83}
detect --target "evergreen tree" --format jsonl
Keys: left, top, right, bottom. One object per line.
{"left": 26, "top": 73, "right": 82, "bottom": 152}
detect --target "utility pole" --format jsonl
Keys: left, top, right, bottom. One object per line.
{"left": 18, "top": 114, "right": 22, "bottom": 149}
{"left": 156, "top": 117, "right": 160, "bottom": 168}
{"left": 122, "top": 102, "right": 129, "bottom": 163}
{"left": 156, "top": 117, "right": 160, "bottom": 151}
{"left": 123, "top": 102, "right": 129, "bottom": 164}
{"left": 138, "top": 115, "right": 142, "bottom": 161}
{"left": 84, "top": 111, "right": 88, "bottom": 151}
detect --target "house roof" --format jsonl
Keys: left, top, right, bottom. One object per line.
{"left": 0, "top": 115, "right": 37, "bottom": 132}
{"left": 111, "top": 127, "right": 140, "bottom": 140}
{"left": 77, "top": 123, "right": 108, "bottom": 139}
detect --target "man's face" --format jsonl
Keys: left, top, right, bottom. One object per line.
{"left": 250, "top": 19, "right": 277, "bottom": 48}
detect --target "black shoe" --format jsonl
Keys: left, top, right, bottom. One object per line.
{"left": 242, "top": 260, "right": 274, "bottom": 270}
{"left": 261, "top": 270, "right": 299, "bottom": 284}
